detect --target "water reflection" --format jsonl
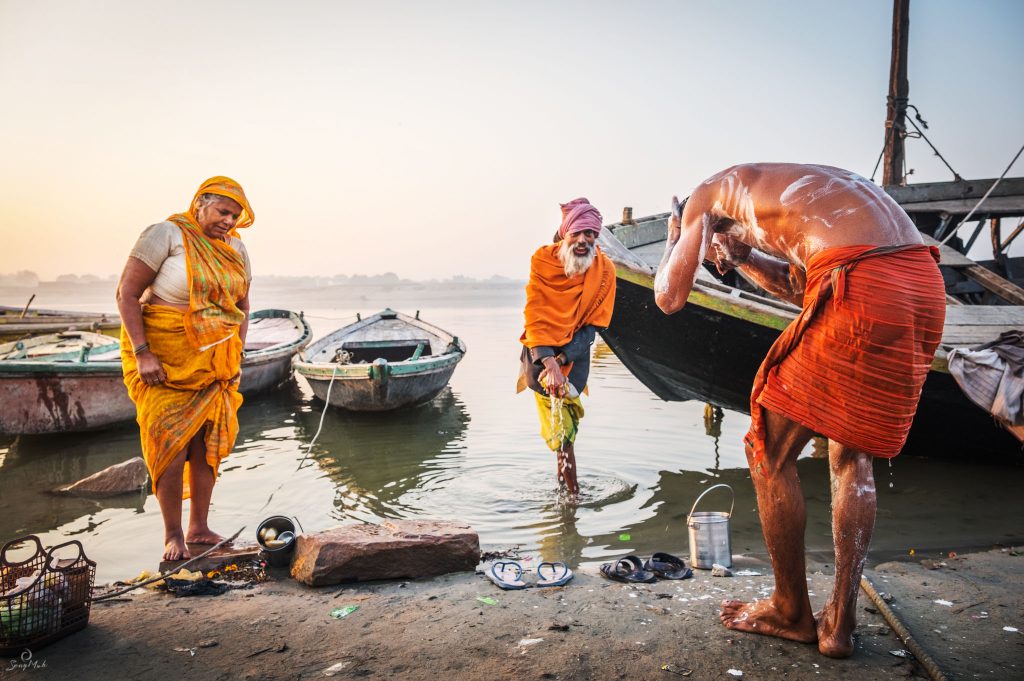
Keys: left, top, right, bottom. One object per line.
{"left": 0, "top": 426, "right": 146, "bottom": 540}
{"left": 293, "top": 388, "right": 470, "bottom": 522}
{"left": 588, "top": 455, "right": 1024, "bottom": 567}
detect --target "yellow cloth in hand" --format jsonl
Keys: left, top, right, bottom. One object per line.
{"left": 533, "top": 392, "right": 584, "bottom": 451}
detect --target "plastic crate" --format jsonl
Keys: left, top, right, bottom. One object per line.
{"left": 0, "top": 536, "right": 96, "bottom": 656}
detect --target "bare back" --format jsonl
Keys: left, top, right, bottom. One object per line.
{"left": 655, "top": 163, "right": 924, "bottom": 313}
{"left": 695, "top": 163, "right": 921, "bottom": 268}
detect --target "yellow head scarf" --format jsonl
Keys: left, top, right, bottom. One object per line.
{"left": 173, "top": 176, "right": 255, "bottom": 238}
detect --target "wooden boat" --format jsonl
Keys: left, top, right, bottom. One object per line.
{"left": 0, "top": 309, "right": 312, "bottom": 435}
{"left": 597, "top": 210, "right": 1024, "bottom": 461}
{"left": 0, "top": 303, "right": 120, "bottom": 342}
{"left": 294, "top": 308, "right": 466, "bottom": 411}
{"left": 597, "top": 1, "right": 1024, "bottom": 461}
{"left": 240, "top": 309, "right": 314, "bottom": 394}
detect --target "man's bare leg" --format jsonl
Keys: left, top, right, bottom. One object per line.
{"left": 185, "top": 428, "right": 225, "bottom": 545}
{"left": 557, "top": 442, "right": 579, "bottom": 497}
{"left": 721, "top": 409, "right": 817, "bottom": 643}
{"left": 816, "top": 443, "right": 876, "bottom": 657}
{"left": 155, "top": 448, "right": 189, "bottom": 561}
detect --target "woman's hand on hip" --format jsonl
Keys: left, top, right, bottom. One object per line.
{"left": 136, "top": 351, "right": 167, "bottom": 386}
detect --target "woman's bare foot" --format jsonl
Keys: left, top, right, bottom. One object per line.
{"left": 163, "top": 535, "right": 191, "bottom": 561}
{"left": 816, "top": 608, "right": 856, "bottom": 658}
{"left": 185, "top": 528, "right": 226, "bottom": 545}
{"left": 720, "top": 599, "right": 817, "bottom": 643}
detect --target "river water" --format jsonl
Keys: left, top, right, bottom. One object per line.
{"left": 1, "top": 286, "right": 1022, "bottom": 583}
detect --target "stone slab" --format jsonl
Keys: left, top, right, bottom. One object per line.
{"left": 290, "top": 519, "right": 480, "bottom": 586}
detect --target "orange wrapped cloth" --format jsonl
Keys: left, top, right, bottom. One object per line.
{"left": 122, "top": 176, "right": 251, "bottom": 498}
{"left": 520, "top": 243, "right": 616, "bottom": 379}
{"left": 122, "top": 306, "right": 243, "bottom": 498}
{"left": 746, "top": 244, "right": 946, "bottom": 463}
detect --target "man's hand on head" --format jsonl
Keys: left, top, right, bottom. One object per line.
{"left": 668, "top": 195, "right": 687, "bottom": 240}
{"left": 709, "top": 233, "right": 752, "bottom": 274}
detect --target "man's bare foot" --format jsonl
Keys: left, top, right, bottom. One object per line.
{"left": 163, "top": 536, "right": 191, "bottom": 561}
{"left": 185, "top": 529, "right": 226, "bottom": 545}
{"left": 720, "top": 599, "right": 817, "bottom": 643}
{"left": 816, "top": 609, "right": 856, "bottom": 658}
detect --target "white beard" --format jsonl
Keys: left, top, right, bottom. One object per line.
{"left": 559, "top": 239, "right": 595, "bottom": 278}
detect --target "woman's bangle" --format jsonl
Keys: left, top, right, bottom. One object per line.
{"left": 133, "top": 342, "right": 150, "bottom": 356}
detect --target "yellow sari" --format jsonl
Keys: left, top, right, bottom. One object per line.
{"left": 122, "top": 177, "right": 253, "bottom": 498}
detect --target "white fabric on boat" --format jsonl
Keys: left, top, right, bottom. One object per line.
{"left": 948, "top": 330, "right": 1024, "bottom": 441}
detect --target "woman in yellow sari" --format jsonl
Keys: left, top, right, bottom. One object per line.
{"left": 116, "top": 177, "right": 254, "bottom": 560}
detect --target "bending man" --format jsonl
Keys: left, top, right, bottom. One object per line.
{"left": 519, "top": 198, "right": 616, "bottom": 497}
{"left": 655, "top": 163, "right": 945, "bottom": 657}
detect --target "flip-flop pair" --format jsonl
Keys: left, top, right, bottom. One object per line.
{"left": 485, "top": 560, "right": 574, "bottom": 589}
{"left": 600, "top": 552, "right": 692, "bottom": 583}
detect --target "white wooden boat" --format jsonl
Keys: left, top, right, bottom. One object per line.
{"left": 0, "top": 304, "right": 120, "bottom": 342}
{"left": 0, "top": 309, "right": 312, "bottom": 435}
{"left": 294, "top": 308, "right": 466, "bottom": 411}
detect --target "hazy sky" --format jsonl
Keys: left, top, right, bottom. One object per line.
{"left": 2, "top": 0, "right": 1022, "bottom": 280}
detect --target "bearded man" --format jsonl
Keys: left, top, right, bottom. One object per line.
{"left": 518, "top": 198, "right": 616, "bottom": 497}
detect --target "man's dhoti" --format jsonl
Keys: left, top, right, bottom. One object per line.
{"left": 121, "top": 305, "right": 243, "bottom": 498}
{"left": 746, "top": 244, "right": 946, "bottom": 462}
{"left": 534, "top": 392, "right": 584, "bottom": 451}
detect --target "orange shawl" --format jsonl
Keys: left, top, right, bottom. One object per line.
{"left": 746, "top": 244, "right": 945, "bottom": 464}
{"left": 521, "top": 244, "right": 616, "bottom": 375}
{"left": 167, "top": 176, "right": 251, "bottom": 350}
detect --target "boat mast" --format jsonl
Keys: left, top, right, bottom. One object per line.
{"left": 882, "top": 0, "right": 910, "bottom": 186}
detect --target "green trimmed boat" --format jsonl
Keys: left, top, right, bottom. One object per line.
{"left": 0, "top": 309, "right": 312, "bottom": 435}
{"left": 293, "top": 308, "right": 466, "bottom": 411}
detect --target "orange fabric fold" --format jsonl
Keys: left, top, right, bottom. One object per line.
{"left": 121, "top": 306, "right": 243, "bottom": 498}
{"left": 745, "top": 244, "right": 946, "bottom": 464}
{"left": 521, "top": 244, "right": 616, "bottom": 375}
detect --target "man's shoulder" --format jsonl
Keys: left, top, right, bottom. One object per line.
{"left": 531, "top": 242, "right": 560, "bottom": 262}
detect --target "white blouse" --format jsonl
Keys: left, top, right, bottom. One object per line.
{"left": 129, "top": 221, "right": 252, "bottom": 304}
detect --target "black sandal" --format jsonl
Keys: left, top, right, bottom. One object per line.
{"left": 644, "top": 552, "right": 693, "bottom": 580}
{"left": 599, "top": 555, "right": 657, "bottom": 583}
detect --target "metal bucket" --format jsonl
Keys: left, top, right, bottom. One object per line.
{"left": 256, "top": 516, "right": 297, "bottom": 568}
{"left": 687, "top": 484, "right": 734, "bottom": 569}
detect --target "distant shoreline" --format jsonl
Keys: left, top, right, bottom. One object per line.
{"left": 1, "top": 279, "right": 527, "bottom": 312}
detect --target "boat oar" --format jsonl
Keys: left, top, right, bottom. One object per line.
{"left": 19, "top": 294, "right": 35, "bottom": 319}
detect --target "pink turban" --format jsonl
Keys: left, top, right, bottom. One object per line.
{"left": 558, "top": 198, "right": 602, "bottom": 239}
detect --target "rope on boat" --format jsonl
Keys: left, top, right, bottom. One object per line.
{"left": 860, "top": 575, "right": 950, "bottom": 681}
{"left": 940, "top": 141, "right": 1024, "bottom": 246}
{"left": 90, "top": 526, "right": 245, "bottom": 602}
{"left": 294, "top": 363, "right": 339, "bottom": 473}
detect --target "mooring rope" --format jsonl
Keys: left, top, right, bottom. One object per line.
{"left": 940, "top": 141, "right": 1024, "bottom": 246}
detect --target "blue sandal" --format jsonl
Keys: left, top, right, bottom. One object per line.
{"left": 536, "top": 561, "right": 574, "bottom": 587}
{"left": 486, "top": 561, "right": 529, "bottom": 590}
